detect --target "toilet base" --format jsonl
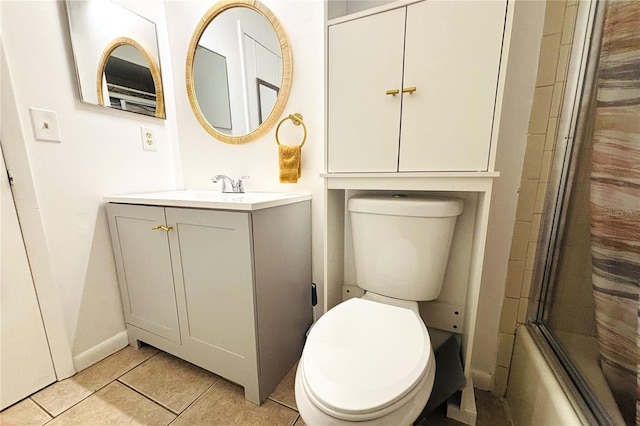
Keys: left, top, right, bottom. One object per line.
{"left": 295, "top": 358, "right": 435, "bottom": 426}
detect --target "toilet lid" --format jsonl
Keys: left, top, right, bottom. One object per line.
{"left": 302, "top": 298, "right": 431, "bottom": 416}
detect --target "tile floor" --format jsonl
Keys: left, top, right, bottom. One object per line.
{"left": 1, "top": 345, "right": 512, "bottom": 426}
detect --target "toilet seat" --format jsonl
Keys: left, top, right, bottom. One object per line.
{"left": 300, "top": 298, "right": 433, "bottom": 421}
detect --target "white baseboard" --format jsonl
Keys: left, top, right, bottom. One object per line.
{"left": 72, "top": 331, "right": 129, "bottom": 372}
{"left": 471, "top": 369, "right": 493, "bottom": 391}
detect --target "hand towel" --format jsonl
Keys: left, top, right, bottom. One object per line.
{"left": 279, "top": 144, "right": 301, "bottom": 183}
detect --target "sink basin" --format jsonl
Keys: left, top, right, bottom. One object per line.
{"left": 104, "top": 190, "right": 311, "bottom": 211}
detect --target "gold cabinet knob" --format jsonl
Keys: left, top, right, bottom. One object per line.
{"left": 151, "top": 225, "right": 173, "bottom": 232}
{"left": 402, "top": 87, "right": 417, "bottom": 94}
{"left": 386, "top": 89, "right": 400, "bottom": 96}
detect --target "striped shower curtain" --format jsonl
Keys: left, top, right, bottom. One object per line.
{"left": 590, "top": 0, "right": 640, "bottom": 424}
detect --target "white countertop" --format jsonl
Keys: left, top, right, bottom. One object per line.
{"left": 104, "top": 190, "right": 311, "bottom": 211}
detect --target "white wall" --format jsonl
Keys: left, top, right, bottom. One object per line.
{"left": 471, "top": 0, "right": 546, "bottom": 389}
{"left": 164, "top": 0, "right": 326, "bottom": 312}
{"left": 0, "top": 0, "right": 181, "bottom": 369}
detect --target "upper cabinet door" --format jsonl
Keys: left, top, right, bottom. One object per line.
{"left": 399, "top": 0, "right": 507, "bottom": 172}
{"left": 328, "top": 8, "right": 406, "bottom": 172}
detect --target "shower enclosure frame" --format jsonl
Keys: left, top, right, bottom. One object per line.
{"left": 525, "top": 1, "right": 613, "bottom": 424}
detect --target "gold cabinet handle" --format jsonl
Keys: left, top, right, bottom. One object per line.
{"left": 386, "top": 89, "right": 400, "bottom": 96}
{"left": 151, "top": 225, "right": 173, "bottom": 232}
{"left": 402, "top": 87, "right": 417, "bottom": 94}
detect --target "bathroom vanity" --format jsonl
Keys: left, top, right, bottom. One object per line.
{"left": 105, "top": 191, "right": 312, "bottom": 404}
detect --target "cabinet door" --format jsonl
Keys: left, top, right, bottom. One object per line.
{"left": 399, "top": 0, "right": 506, "bottom": 171}
{"left": 327, "top": 8, "right": 406, "bottom": 172}
{"left": 166, "top": 208, "right": 257, "bottom": 381}
{"left": 107, "top": 204, "right": 181, "bottom": 343}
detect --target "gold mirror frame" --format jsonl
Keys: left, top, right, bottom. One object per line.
{"left": 96, "top": 37, "right": 166, "bottom": 119}
{"left": 186, "top": 0, "right": 293, "bottom": 144}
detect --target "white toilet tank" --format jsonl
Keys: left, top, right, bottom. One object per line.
{"left": 348, "top": 194, "right": 463, "bottom": 301}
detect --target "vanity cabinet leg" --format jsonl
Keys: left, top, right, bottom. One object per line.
{"left": 128, "top": 333, "right": 142, "bottom": 350}
{"left": 244, "top": 383, "right": 262, "bottom": 405}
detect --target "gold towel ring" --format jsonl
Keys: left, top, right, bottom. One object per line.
{"left": 276, "top": 113, "right": 307, "bottom": 147}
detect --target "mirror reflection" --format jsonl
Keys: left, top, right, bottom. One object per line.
{"left": 187, "top": 1, "right": 292, "bottom": 144}
{"left": 65, "top": 1, "right": 166, "bottom": 118}
{"left": 97, "top": 39, "right": 164, "bottom": 118}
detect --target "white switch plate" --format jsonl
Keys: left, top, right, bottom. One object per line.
{"left": 140, "top": 127, "right": 157, "bottom": 151}
{"left": 29, "top": 107, "right": 62, "bottom": 142}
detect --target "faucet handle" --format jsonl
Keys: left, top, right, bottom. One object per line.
{"left": 237, "top": 176, "right": 250, "bottom": 193}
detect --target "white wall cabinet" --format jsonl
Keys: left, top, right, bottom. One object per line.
{"left": 327, "top": 0, "right": 507, "bottom": 172}
{"left": 107, "top": 199, "right": 312, "bottom": 404}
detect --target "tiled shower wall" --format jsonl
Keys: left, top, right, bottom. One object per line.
{"left": 493, "top": 0, "right": 580, "bottom": 395}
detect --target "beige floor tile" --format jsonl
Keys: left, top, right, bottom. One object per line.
{"left": 173, "top": 379, "right": 298, "bottom": 426}
{"left": 0, "top": 398, "right": 52, "bottom": 426}
{"left": 416, "top": 390, "right": 514, "bottom": 426}
{"left": 29, "top": 378, "right": 93, "bottom": 417}
{"left": 268, "top": 363, "right": 298, "bottom": 410}
{"left": 476, "top": 391, "right": 512, "bottom": 426}
{"left": 31, "top": 345, "right": 158, "bottom": 416}
{"left": 415, "top": 406, "right": 464, "bottom": 425}
{"left": 119, "top": 352, "right": 218, "bottom": 414}
{"left": 47, "top": 382, "right": 175, "bottom": 426}
{"left": 293, "top": 415, "right": 306, "bottom": 426}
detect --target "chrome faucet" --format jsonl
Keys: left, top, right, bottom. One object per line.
{"left": 211, "top": 175, "right": 250, "bottom": 193}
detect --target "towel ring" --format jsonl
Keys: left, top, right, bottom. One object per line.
{"left": 276, "top": 113, "right": 306, "bottom": 148}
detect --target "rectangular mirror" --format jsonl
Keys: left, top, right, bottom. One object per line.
{"left": 65, "top": 0, "right": 166, "bottom": 118}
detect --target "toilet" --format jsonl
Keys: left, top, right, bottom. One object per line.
{"left": 295, "top": 194, "right": 464, "bottom": 425}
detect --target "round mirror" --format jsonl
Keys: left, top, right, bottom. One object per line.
{"left": 186, "top": 0, "right": 292, "bottom": 144}
{"left": 97, "top": 37, "right": 165, "bottom": 118}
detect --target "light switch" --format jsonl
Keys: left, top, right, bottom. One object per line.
{"left": 141, "top": 127, "right": 157, "bottom": 151}
{"left": 29, "top": 107, "right": 62, "bottom": 142}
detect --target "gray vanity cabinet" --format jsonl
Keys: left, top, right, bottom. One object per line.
{"left": 107, "top": 200, "right": 312, "bottom": 404}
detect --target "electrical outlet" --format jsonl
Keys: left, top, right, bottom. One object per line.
{"left": 141, "top": 127, "right": 157, "bottom": 151}
{"left": 29, "top": 108, "right": 62, "bottom": 142}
